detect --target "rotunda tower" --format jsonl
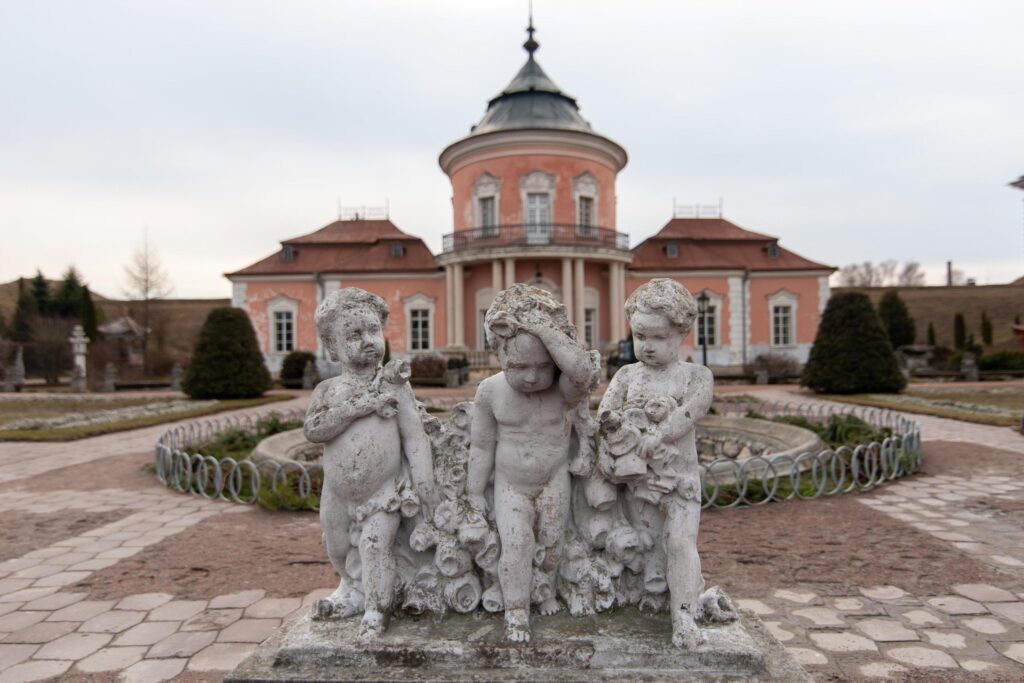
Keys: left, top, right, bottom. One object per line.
{"left": 439, "top": 21, "right": 631, "bottom": 351}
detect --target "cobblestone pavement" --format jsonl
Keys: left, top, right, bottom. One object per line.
{"left": 0, "top": 388, "right": 1022, "bottom": 681}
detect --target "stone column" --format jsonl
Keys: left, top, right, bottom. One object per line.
{"left": 453, "top": 263, "right": 465, "bottom": 347}
{"left": 561, "top": 258, "right": 574, "bottom": 324}
{"left": 614, "top": 263, "right": 627, "bottom": 340}
{"left": 492, "top": 260, "right": 502, "bottom": 294}
{"left": 608, "top": 263, "right": 621, "bottom": 344}
{"left": 445, "top": 265, "right": 455, "bottom": 347}
{"left": 574, "top": 258, "right": 585, "bottom": 341}
{"left": 68, "top": 324, "right": 89, "bottom": 384}
{"left": 504, "top": 258, "right": 516, "bottom": 289}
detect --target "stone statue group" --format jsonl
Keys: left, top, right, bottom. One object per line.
{"left": 303, "top": 279, "right": 736, "bottom": 649}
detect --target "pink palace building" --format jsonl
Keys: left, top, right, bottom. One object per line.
{"left": 227, "top": 25, "right": 834, "bottom": 375}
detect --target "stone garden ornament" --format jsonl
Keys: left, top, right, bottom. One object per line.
{"left": 305, "top": 282, "right": 735, "bottom": 648}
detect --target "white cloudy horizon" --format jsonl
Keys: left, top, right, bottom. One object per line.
{"left": 1, "top": 0, "right": 1022, "bottom": 299}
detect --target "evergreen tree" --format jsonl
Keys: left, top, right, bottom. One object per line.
{"left": 877, "top": 291, "right": 916, "bottom": 348}
{"left": 10, "top": 279, "right": 38, "bottom": 342}
{"left": 801, "top": 292, "right": 906, "bottom": 394}
{"left": 981, "top": 311, "right": 993, "bottom": 346}
{"left": 927, "top": 322, "right": 936, "bottom": 346}
{"left": 30, "top": 270, "right": 50, "bottom": 316}
{"left": 182, "top": 308, "right": 270, "bottom": 399}
{"left": 52, "top": 267, "right": 84, "bottom": 319}
{"left": 953, "top": 313, "right": 966, "bottom": 350}
{"left": 79, "top": 285, "right": 101, "bottom": 341}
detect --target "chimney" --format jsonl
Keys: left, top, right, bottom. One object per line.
{"left": 946, "top": 261, "right": 953, "bottom": 287}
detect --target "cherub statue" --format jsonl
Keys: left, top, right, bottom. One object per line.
{"left": 598, "top": 278, "right": 725, "bottom": 649}
{"left": 466, "top": 284, "right": 599, "bottom": 643}
{"left": 304, "top": 288, "right": 437, "bottom": 640}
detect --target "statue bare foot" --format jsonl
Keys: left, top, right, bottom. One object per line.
{"left": 359, "top": 608, "right": 386, "bottom": 641}
{"left": 312, "top": 584, "right": 364, "bottom": 621}
{"left": 505, "top": 608, "right": 531, "bottom": 643}
{"left": 671, "top": 609, "right": 706, "bottom": 650}
{"left": 538, "top": 597, "right": 562, "bottom": 616}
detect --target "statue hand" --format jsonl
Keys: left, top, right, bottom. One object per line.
{"left": 375, "top": 395, "right": 399, "bottom": 419}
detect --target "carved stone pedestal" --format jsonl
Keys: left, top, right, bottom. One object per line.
{"left": 228, "top": 610, "right": 809, "bottom": 682}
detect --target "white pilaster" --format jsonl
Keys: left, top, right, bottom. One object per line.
{"left": 574, "top": 258, "right": 585, "bottom": 341}
{"left": 562, "top": 258, "right": 574, "bottom": 324}
{"left": 492, "top": 260, "right": 503, "bottom": 294}
{"left": 445, "top": 266, "right": 454, "bottom": 347}
{"left": 453, "top": 263, "right": 465, "bottom": 347}
{"left": 727, "top": 276, "right": 744, "bottom": 365}
{"left": 504, "top": 258, "right": 516, "bottom": 290}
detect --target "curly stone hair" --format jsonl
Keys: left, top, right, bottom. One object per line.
{"left": 315, "top": 288, "right": 389, "bottom": 361}
{"left": 624, "top": 278, "right": 697, "bottom": 333}
{"left": 483, "top": 283, "right": 576, "bottom": 353}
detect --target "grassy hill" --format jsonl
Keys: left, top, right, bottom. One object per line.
{"left": 837, "top": 283, "right": 1024, "bottom": 352}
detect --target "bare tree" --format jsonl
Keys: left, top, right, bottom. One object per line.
{"left": 897, "top": 262, "right": 926, "bottom": 286}
{"left": 122, "top": 230, "right": 173, "bottom": 373}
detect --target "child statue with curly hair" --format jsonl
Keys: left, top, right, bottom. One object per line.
{"left": 597, "top": 278, "right": 714, "bottom": 649}
{"left": 304, "top": 288, "right": 437, "bottom": 640}
{"left": 467, "top": 284, "right": 599, "bottom": 643}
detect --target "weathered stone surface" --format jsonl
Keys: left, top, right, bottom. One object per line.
{"left": 927, "top": 596, "right": 987, "bottom": 615}
{"left": 227, "top": 611, "right": 810, "bottom": 682}
{"left": 855, "top": 619, "right": 919, "bottom": 642}
{"left": 885, "top": 645, "right": 958, "bottom": 668}
{"left": 809, "top": 632, "right": 878, "bottom": 653}
{"left": 953, "top": 584, "right": 1017, "bottom": 603}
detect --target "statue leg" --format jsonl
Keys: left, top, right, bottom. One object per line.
{"left": 494, "top": 479, "right": 537, "bottom": 643}
{"left": 664, "top": 496, "right": 706, "bottom": 649}
{"left": 358, "top": 509, "right": 401, "bottom": 640}
{"left": 535, "top": 468, "right": 571, "bottom": 615}
{"left": 315, "top": 484, "right": 362, "bottom": 620}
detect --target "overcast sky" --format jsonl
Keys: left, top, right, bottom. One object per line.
{"left": 2, "top": 0, "right": 1022, "bottom": 298}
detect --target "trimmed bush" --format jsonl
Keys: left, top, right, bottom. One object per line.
{"left": 281, "top": 350, "right": 316, "bottom": 388}
{"left": 802, "top": 292, "right": 906, "bottom": 394}
{"left": 877, "top": 291, "right": 915, "bottom": 348}
{"left": 411, "top": 354, "right": 447, "bottom": 379}
{"left": 182, "top": 308, "right": 271, "bottom": 399}
{"left": 978, "top": 350, "right": 1024, "bottom": 372}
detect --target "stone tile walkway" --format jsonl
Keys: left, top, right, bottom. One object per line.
{"left": 0, "top": 387, "right": 1022, "bottom": 680}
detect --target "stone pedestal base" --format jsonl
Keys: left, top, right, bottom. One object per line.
{"left": 228, "top": 610, "right": 809, "bottom": 682}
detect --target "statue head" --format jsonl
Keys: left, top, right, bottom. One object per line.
{"left": 315, "top": 288, "right": 389, "bottom": 368}
{"left": 624, "top": 279, "right": 697, "bottom": 368}
{"left": 484, "top": 283, "right": 575, "bottom": 393}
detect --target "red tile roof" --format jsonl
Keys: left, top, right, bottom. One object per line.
{"left": 227, "top": 219, "right": 438, "bottom": 277}
{"left": 631, "top": 218, "right": 833, "bottom": 272}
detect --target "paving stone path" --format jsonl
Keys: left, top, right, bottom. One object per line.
{"left": 0, "top": 388, "right": 1021, "bottom": 681}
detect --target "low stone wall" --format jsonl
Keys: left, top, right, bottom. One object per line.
{"left": 697, "top": 416, "right": 824, "bottom": 465}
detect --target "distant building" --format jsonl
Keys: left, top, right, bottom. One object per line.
{"left": 227, "top": 24, "right": 833, "bottom": 373}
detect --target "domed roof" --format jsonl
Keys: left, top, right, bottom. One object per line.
{"left": 469, "top": 23, "right": 594, "bottom": 136}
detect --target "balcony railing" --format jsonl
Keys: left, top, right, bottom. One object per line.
{"left": 442, "top": 223, "right": 630, "bottom": 254}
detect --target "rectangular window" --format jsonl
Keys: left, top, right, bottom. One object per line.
{"left": 772, "top": 305, "right": 793, "bottom": 346}
{"left": 479, "top": 197, "right": 496, "bottom": 235}
{"left": 578, "top": 196, "right": 594, "bottom": 234}
{"left": 526, "top": 193, "right": 551, "bottom": 226}
{"left": 697, "top": 305, "right": 717, "bottom": 347}
{"left": 584, "top": 308, "right": 597, "bottom": 349}
{"left": 273, "top": 311, "right": 294, "bottom": 353}
{"left": 410, "top": 309, "right": 431, "bottom": 351}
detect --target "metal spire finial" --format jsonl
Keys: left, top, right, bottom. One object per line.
{"left": 523, "top": 3, "right": 539, "bottom": 57}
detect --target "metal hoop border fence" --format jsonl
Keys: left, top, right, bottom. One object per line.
{"left": 154, "top": 399, "right": 921, "bottom": 511}
{"left": 154, "top": 408, "right": 323, "bottom": 511}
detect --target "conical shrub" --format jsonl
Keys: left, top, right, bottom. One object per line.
{"left": 182, "top": 308, "right": 270, "bottom": 399}
{"left": 802, "top": 292, "right": 906, "bottom": 394}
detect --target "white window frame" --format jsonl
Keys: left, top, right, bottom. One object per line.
{"left": 768, "top": 290, "right": 799, "bottom": 348}
{"left": 403, "top": 293, "right": 436, "bottom": 353}
{"left": 474, "top": 173, "right": 501, "bottom": 236}
{"left": 520, "top": 170, "right": 555, "bottom": 244}
{"left": 583, "top": 286, "right": 600, "bottom": 349}
{"left": 573, "top": 172, "right": 599, "bottom": 235}
{"left": 266, "top": 295, "right": 299, "bottom": 355}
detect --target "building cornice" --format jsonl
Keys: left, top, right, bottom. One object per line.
{"left": 439, "top": 128, "right": 628, "bottom": 176}
{"left": 437, "top": 244, "right": 634, "bottom": 267}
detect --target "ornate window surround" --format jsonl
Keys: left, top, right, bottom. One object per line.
{"left": 473, "top": 173, "right": 501, "bottom": 234}
{"left": 519, "top": 170, "right": 556, "bottom": 224}
{"left": 403, "top": 293, "right": 436, "bottom": 353}
{"left": 767, "top": 289, "right": 799, "bottom": 347}
{"left": 266, "top": 295, "right": 299, "bottom": 355}
{"left": 573, "top": 172, "right": 599, "bottom": 233}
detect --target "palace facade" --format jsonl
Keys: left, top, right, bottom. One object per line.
{"left": 227, "top": 27, "right": 833, "bottom": 374}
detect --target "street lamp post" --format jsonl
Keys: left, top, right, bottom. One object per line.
{"left": 697, "top": 291, "right": 709, "bottom": 367}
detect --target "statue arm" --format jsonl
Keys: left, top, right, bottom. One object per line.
{"left": 660, "top": 365, "right": 714, "bottom": 443}
{"left": 466, "top": 381, "right": 497, "bottom": 508}
{"left": 397, "top": 383, "right": 437, "bottom": 511}
{"left": 597, "top": 364, "right": 630, "bottom": 414}
{"left": 527, "top": 324, "right": 598, "bottom": 404}
{"left": 303, "top": 381, "right": 376, "bottom": 443}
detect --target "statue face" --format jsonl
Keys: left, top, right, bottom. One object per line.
{"left": 333, "top": 307, "right": 385, "bottom": 368}
{"left": 499, "top": 333, "right": 555, "bottom": 393}
{"left": 630, "top": 311, "right": 685, "bottom": 368}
